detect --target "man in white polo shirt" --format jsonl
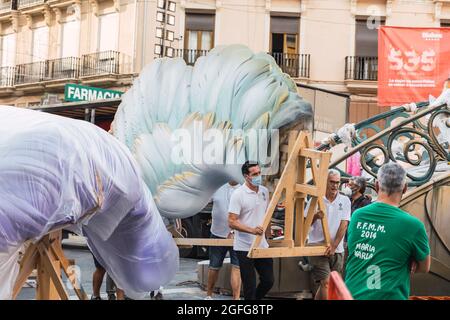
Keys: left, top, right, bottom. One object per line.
{"left": 205, "top": 181, "right": 241, "bottom": 300}
{"left": 228, "top": 161, "right": 274, "bottom": 300}
{"left": 305, "top": 169, "right": 351, "bottom": 300}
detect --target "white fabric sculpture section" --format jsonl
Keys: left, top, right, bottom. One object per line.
{"left": 111, "top": 45, "right": 313, "bottom": 219}
{"left": 0, "top": 106, "right": 178, "bottom": 299}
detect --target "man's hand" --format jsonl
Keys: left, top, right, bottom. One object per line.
{"left": 325, "top": 245, "right": 336, "bottom": 257}
{"left": 253, "top": 226, "right": 264, "bottom": 235}
{"left": 314, "top": 210, "right": 325, "bottom": 220}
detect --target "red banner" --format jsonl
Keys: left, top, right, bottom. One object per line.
{"left": 378, "top": 26, "right": 450, "bottom": 106}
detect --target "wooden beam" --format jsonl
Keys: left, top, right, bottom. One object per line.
{"left": 174, "top": 238, "right": 233, "bottom": 246}
{"left": 284, "top": 131, "right": 299, "bottom": 244}
{"left": 12, "top": 243, "right": 38, "bottom": 299}
{"left": 295, "top": 156, "right": 307, "bottom": 246}
{"left": 173, "top": 238, "right": 295, "bottom": 248}
{"left": 299, "top": 148, "right": 327, "bottom": 160}
{"left": 316, "top": 151, "right": 332, "bottom": 246}
{"left": 295, "top": 184, "right": 318, "bottom": 197}
{"left": 248, "top": 245, "right": 328, "bottom": 258}
{"left": 37, "top": 243, "right": 69, "bottom": 300}
{"left": 51, "top": 242, "right": 88, "bottom": 300}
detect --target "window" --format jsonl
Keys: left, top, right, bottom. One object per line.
{"left": 184, "top": 12, "right": 215, "bottom": 51}
{"left": 355, "top": 18, "right": 384, "bottom": 57}
{"left": 98, "top": 13, "right": 119, "bottom": 52}
{"left": 270, "top": 15, "right": 300, "bottom": 54}
{"left": 0, "top": 33, "right": 15, "bottom": 86}
{"left": 441, "top": 20, "right": 450, "bottom": 28}
{"left": 32, "top": 26, "right": 49, "bottom": 62}
{"left": 61, "top": 20, "right": 80, "bottom": 58}
{"left": 353, "top": 18, "right": 384, "bottom": 80}
{"left": 1, "top": 33, "right": 15, "bottom": 66}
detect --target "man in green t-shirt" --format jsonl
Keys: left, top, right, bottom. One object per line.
{"left": 345, "top": 162, "right": 430, "bottom": 300}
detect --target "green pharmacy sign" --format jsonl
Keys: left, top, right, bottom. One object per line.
{"left": 64, "top": 84, "right": 123, "bottom": 102}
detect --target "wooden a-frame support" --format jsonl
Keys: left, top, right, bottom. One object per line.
{"left": 248, "top": 131, "right": 332, "bottom": 258}
{"left": 173, "top": 130, "right": 332, "bottom": 259}
{"left": 12, "top": 230, "right": 88, "bottom": 300}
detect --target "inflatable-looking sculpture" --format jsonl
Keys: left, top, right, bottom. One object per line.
{"left": 0, "top": 45, "right": 313, "bottom": 299}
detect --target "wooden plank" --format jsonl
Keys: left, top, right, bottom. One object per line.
{"left": 284, "top": 131, "right": 299, "bottom": 244}
{"left": 12, "top": 243, "right": 38, "bottom": 299}
{"left": 173, "top": 238, "right": 294, "bottom": 248}
{"left": 37, "top": 243, "right": 69, "bottom": 300}
{"left": 316, "top": 151, "right": 332, "bottom": 246}
{"left": 248, "top": 245, "right": 328, "bottom": 258}
{"left": 174, "top": 238, "right": 233, "bottom": 246}
{"left": 295, "top": 156, "right": 307, "bottom": 246}
{"left": 269, "top": 239, "right": 295, "bottom": 248}
{"left": 51, "top": 242, "right": 88, "bottom": 300}
{"left": 295, "top": 184, "right": 318, "bottom": 197}
{"left": 316, "top": 151, "right": 332, "bottom": 195}
{"left": 299, "top": 148, "right": 327, "bottom": 160}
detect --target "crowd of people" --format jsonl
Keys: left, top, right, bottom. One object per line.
{"left": 89, "top": 161, "right": 431, "bottom": 300}
{"left": 204, "top": 161, "right": 430, "bottom": 300}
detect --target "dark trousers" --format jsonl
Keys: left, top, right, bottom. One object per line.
{"left": 236, "top": 251, "right": 274, "bottom": 300}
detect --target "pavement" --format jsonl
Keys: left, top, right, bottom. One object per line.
{"left": 16, "top": 246, "right": 232, "bottom": 300}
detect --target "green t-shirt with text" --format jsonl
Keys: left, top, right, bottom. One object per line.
{"left": 344, "top": 202, "right": 430, "bottom": 300}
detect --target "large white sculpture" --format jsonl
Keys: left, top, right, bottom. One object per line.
{"left": 112, "top": 45, "right": 313, "bottom": 219}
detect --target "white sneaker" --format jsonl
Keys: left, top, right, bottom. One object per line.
{"left": 204, "top": 296, "right": 213, "bottom": 300}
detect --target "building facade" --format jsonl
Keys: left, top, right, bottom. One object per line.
{"left": 0, "top": 0, "right": 449, "bottom": 121}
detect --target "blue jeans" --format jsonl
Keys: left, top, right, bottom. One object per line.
{"left": 209, "top": 234, "right": 239, "bottom": 269}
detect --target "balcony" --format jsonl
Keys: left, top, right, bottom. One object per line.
{"left": 13, "top": 57, "right": 80, "bottom": 91}
{"left": 47, "top": 57, "right": 80, "bottom": 80}
{"left": 270, "top": 53, "right": 310, "bottom": 79}
{"left": 80, "top": 50, "right": 132, "bottom": 85}
{"left": 173, "top": 49, "right": 208, "bottom": 66}
{"left": 344, "top": 56, "right": 378, "bottom": 94}
{"left": 15, "top": 61, "right": 47, "bottom": 85}
{"left": 0, "top": 66, "right": 15, "bottom": 96}
{"left": 345, "top": 56, "right": 378, "bottom": 81}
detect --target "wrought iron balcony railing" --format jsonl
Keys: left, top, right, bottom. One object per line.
{"left": 17, "top": 0, "right": 45, "bottom": 9}
{"left": 15, "top": 61, "right": 47, "bottom": 84}
{"left": 81, "top": 50, "right": 121, "bottom": 77}
{"left": 0, "top": 66, "right": 15, "bottom": 87}
{"left": 345, "top": 56, "right": 378, "bottom": 81}
{"left": 0, "top": 0, "right": 13, "bottom": 13}
{"left": 47, "top": 57, "right": 80, "bottom": 80}
{"left": 270, "top": 53, "right": 311, "bottom": 78}
{"left": 13, "top": 57, "right": 80, "bottom": 85}
{"left": 173, "top": 49, "right": 208, "bottom": 66}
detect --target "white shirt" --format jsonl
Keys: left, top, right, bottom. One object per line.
{"left": 304, "top": 193, "right": 351, "bottom": 253}
{"left": 228, "top": 184, "right": 270, "bottom": 252}
{"left": 211, "top": 183, "right": 241, "bottom": 238}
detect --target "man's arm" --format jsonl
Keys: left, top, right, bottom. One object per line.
{"left": 228, "top": 213, "right": 263, "bottom": 235}
{"left": 411, "top": 255, "right": 431, "bottom": 274}
{"left": 325, "top": 220, "right": 348, "bottom": 256}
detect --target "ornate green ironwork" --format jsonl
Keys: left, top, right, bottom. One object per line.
{"left": 318, "top": 100, "right": 449, "bottom": 187}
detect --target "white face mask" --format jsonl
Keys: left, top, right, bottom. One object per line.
{"left": 342, "top": 186, "right": 353, "bottom": 197}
